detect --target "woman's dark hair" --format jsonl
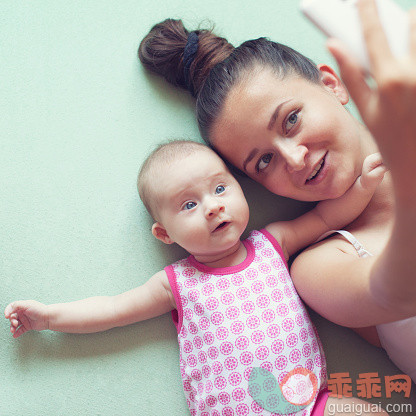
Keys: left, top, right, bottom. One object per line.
{"left": 138, "top": 19, "right": 320, "bottom": 143}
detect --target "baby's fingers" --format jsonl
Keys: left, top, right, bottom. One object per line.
{"left": 360, "top": 152, "right": 387, "bottom": 189}
{"left": 5, "top": 300, "right": 31, "bottom": 318}
{"left": 366, "top": 164, "right": 387, "bottom": 181}
{"left": 12, "top": 324, "right": 29, "bottom": 339}
{"left": 7, "top": 311, "right": 31, "bottom": 338}
{"left": 362, "top": 152, "right": 384, "bottom": 174}
{"left": 5, "top": 301, "right": 22, "bottom": 318}
{"left": 9, "top": 313, "right": 20, "bottom": 327}
{"left": 4, "top": 303, "right": 14, "bottom": 318}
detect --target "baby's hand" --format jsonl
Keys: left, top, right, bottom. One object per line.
{"left": 359, "top": 152, "right": 387, "bottom": 191}
{"left": 4, "top": 300, "right": 49, "bottom": 338}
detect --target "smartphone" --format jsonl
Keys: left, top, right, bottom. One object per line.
{"left": 300, "top": 0, "right": 409, "bottom": 72}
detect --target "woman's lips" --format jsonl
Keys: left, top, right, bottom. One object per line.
{"left": 305, "top": 152, "right": 328, "bottom": 185}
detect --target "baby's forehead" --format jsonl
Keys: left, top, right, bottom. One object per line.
{"left": 156, "top": 147, "right": 225, "bottom": 173}
{"left": 155, "top": 151, "right": 229, "bottom": 191}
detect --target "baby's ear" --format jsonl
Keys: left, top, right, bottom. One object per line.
{"left": 152, "top": 222, "right": 174, "bottom": 245}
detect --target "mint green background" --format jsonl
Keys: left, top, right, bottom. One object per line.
{"left": 1, "top": 1, "right": 415, "bottom": 415}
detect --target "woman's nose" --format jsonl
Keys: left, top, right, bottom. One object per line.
{"left": 277, "top": 141, "right": 308, "bottom": 173}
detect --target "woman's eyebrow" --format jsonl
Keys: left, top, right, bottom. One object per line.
{"left": 243, "top": 100, "right": 293, "bottom": 172}
{"left": 243, "top": 148, "right": 259, "bottom": 172}
{"left": 267, "top": 99, "right": 292, "bottom": 130}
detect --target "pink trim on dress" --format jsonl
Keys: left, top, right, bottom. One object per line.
{"left": 311, "top": 388, "right": 330, "bottom": 416}
{"left": 260, "top": 228, "right": 289, "bottom": 270}
{"left": 164, "top": 265, "right": 183, "bottom": 334}
{"left": 187, "top": 239, "right": 255, "bottom": 275}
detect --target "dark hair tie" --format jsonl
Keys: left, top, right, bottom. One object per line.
{"left": 183, "top": 31, "right": 199, "bottom": 96}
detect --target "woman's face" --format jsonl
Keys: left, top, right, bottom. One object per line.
{"left": 211, "top": 66, "right": 367, "bottom": 201}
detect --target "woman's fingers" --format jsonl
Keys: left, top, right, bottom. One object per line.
{"left": 357, "top": 0, "right": 394, "bottom": 74}
{"left": 410, "top": 7, "right": 416, "bottom": 55}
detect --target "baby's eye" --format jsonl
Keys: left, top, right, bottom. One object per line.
{"left": 183, "top": 201, "right": 197, "bottom": 210}
{"left": 256, "top": 153, "right": 273, "bottom": 172}
{"left": 285, "top": 111, "right": 299, "bottom": 133}
{"left": 215, "top": 185, "right": 226, "bottom": 194}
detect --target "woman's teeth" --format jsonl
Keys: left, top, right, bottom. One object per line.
{"left": 307, "top": 158, "right": 324, "bottom": 181}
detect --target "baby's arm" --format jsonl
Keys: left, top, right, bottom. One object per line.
{"left": 312, "top": 152, "right": 386, "bottom": 231}
{"left": 266, "top": 153, "right": 386, "bottom": 259}
{"left": 4, "top": 270, "right": 175, "bottom": 338}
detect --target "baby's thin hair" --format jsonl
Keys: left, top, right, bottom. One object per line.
{"left": 138, "top": 140, "right": 209, "bottom": 220}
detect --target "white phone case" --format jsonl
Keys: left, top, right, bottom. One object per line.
{"left": 300, "top": 0, "right": 409, "bottom": 72}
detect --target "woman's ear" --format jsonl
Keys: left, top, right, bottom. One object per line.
{"left": 152, "top": 222, "right": 174, "bottom": 244}
{"left": 317, "top": 64, "right": 349, "bottom": 105}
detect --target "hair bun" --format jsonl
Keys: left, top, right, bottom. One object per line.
{"left": 138, "top": 19, "right": 233, "bottom": 97}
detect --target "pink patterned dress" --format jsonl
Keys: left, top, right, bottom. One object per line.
{"left": 165, "top": 229, "right": 327, "bottom": 416}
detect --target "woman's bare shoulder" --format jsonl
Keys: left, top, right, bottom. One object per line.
{"left": 289, "top": 235, "right": 386, "bottom": 327}
{"left": 298, "top": 232, "right": 360, "bottom": 257}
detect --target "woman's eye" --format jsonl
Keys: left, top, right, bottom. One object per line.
{"left": 285, "top": 111, "right": 299, "bottom": 133}
{"left": 215, "top": 185, "right": 225, "bottom": 194}
{"left": 256, "top": 153, "right": 273, "bottom": 172}
{"left": 183, "top": 201, "right": 197, "bottom": 210}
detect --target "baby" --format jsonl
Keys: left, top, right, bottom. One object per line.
{"left": 5, "top": 141, "right": 386, "bottom": 416}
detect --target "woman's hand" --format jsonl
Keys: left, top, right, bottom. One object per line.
{"left": 327, "top": 0, "right": 416, "bottom": 205}
{"left": 4, "top": 300, "right": 49, "bottom": 338}
{"left": 322, "top": 0, "right": 416, "bottom": 316}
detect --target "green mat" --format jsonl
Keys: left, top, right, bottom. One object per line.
{"left": 2, "top": 1, "right": 415, "bottom": 415}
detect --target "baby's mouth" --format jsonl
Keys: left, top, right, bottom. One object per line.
{"left": 213, "top": 221, "right": 230, "bottom": 232}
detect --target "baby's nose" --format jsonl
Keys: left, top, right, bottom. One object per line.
{"left": 205, "top": 200, "right": 225, "bottom": 217}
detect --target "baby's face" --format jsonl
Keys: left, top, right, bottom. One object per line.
{"left": 154, "top": 149, "right": 250, "bottom": 257}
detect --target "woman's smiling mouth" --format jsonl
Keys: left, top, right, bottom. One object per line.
{"left": 305, "top": 152, "right": 328, "bottom": 185}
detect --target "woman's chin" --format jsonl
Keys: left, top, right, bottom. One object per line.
{"left": 300, "top": 181, "right": 354, "bottom": 202}
{"left": 323, "top": 179, "right": 357, "bottom": 201}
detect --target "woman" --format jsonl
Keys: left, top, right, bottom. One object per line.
{"left": 138, "top": 0, "right": 416, "bottom": 382}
